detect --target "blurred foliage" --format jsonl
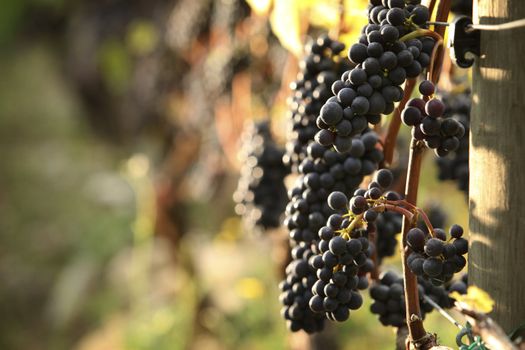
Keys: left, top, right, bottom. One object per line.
{"left": 0, "top": 0, "right": 472, "bottom": 349}
{"left": 247, "top": 0, "right": 368, "bottom": 57}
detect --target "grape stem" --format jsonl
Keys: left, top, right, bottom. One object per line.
{"left": 429, "top": 39, "right": 445, "bottom": 84}
{"left": 401, "top": 138, "right": 436, "bottom": 348}
{"left": 368, "top": 223, "right": 380, "bottom": 280}
{"left": 381, "top": 78, "right": 417, "bottom": 168}
{"left": 346, "top": 213, "right": 364, "bottom": 233}
{"left": 415, "top": 208, "right": 436, "bottom": 237}
{"left": 399, "top": 29, "right": 443, "bottom": 43}
{"left": 399, "top": 1, "right": 452, "bottom": 348}
{"left": 373, "top": 203, "right": 415, "bottom": 220}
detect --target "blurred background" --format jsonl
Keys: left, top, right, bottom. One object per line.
{"left": 0, "top": 0, "right": 470, "bottom": 349}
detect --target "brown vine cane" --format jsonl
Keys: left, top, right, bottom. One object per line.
{"left": 399, "top": 1, "right": 452, "bottom": 348}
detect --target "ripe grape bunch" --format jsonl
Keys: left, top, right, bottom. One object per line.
{"left": 402, "top": 80, "right": 466, "bottom": 157}
{"left": 435, "top": 90, "right": 471, "bottom": 195}
{"left": 306, "top": 169, "right": 400, "bottom": 323}
{"left": 308, "top": 195, "right": 375, "bottom": 322}
{"left": 375, "top": 202, "right": 447, "bottom": 262}
{"left": 285, "top": 134, "right": 383, "bottom": 244}
{"left": 315, "top": 0, "right": 436, "bottom": 152}
{"left": 284, "top": 36, "right": 352, "bottom": 172}
{"left": 406, "top": 224, "right": 468, "bottom": 285}
{"left": 369, "top": 271, "right": 452, "bottom": 327}
{"left": 279, "top": 132, "right": 383, "bottom": 333}
{"left": 233, "top": 121, "right": 289, "bottom": 229}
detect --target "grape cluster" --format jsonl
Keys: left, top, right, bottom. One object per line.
{"left": 369, "top": 271, "right": 452, "bottom": 327}
{"left": 308, "top": 231, "right": 370, "bottom": 322}
{"left": 314, "top": 0, "right": 435, "bottom": 152}
{"left": 279, "top": 246, "right": 325, "bottom": 333}
{"left": 284, "top": 36, "right": 352, "bottom": 171}
{"left": 279, "top": 132, "right": 383, "bottom": 332}
{"left": 233, "top": 121, "right": 289, "bottom": 229}
{"left": 285, "top": 133, "right": 383, "bottom": 244}
{"left": 375, "top": 202, "right": 448, "bottom": 262}
{"left": 407, "top": 224, "right": 468, "bottom": 285}
{"left": 402, "top": 80, "right": 466, "bottom": 157}
{"left": 435, "top": 90, "right": 470, "bottom": 195}
{"left": 305, "top": 169, "right": 400, "bottom": 322}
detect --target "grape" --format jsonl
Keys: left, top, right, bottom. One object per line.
{"left": 375, "top": 169, "right": 394, "bottom": 188}
{"left": 320, "top": 102, "right": 344, "bottom": 125}
{"left": 378, "top": 51, "right": 397, "bottom": 71}
{"left": 349, "top": 43, "right": 368, "bottom": 64}
{"left": 424, "top": 238, "right": 444, "bottom": 257}
{"left": 387, "top": 8, "right": 405, "bottom": 25}
{"left": 407, "top": 228, "right": 426, "bottom": 251}
{"left": 411, "top": 5, "right": 430, "bottom": 25}
{"left": 367, "top": 42, "right": 384, "bottom": 57}
{"left": 351, "top": 96, "right": 370, "bottom": 115}
{"left": 425, "top": 99, "right": 445, "bottom": 118}
{"left": 450, "top": 224, "right": 464, "bottom": 238}
{"left": 350, "top": 68, "right": 368, "bottom": 85}
{"left": 434, "top": 228, "right": 447, "bottom": 241}
{"left": 401, "top": 106, "right": 422, "bottom": 126}
{"left": 453, "top": 238, "right": 469, "bottom": 255}
{"left": 338, "top": 88, "right": 357, "bottom": 107}
{"left": 423, "top": 257, "right": 443, "bottom": 277}
{"left": 334, "top": 135, "right": 353, "bottom": 153}
{"left": 329, "top": 236, "right": 348, "bottom": 255}
{"left": 419, "top": 80, "right": 435, "bottom": 96}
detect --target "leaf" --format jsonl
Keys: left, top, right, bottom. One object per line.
{"left": 339, "top": 0, "right": 369, "bottom": 49}
{"left": 269, "top": 0, "right": 304, "bottom": 57}
{"left": 451, "top": 286, "right": 495, "bottom": 314}
{"left": 307, "top": 0, "right": 340, "bottom": 29}
{"left": 246, "top": 0, "right": 273, "bottom": 16}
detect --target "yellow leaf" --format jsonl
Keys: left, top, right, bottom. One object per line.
{"left": 308, "top": 0, "right": 340, "bottom": 29}
{"left": 339, "top": 0, "right": 369, "bottom": 48}
{"left": 270, "top": 0, "right": 304, "bottom": 57}
{"left": 451, "top": 286, "right": 495, "bottom": 314}
{"left": 246, "top": 0, "right": 273, "bottom": 16}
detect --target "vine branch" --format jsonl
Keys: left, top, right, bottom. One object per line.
{"left": 382, "top": 78, "right": 417, "bottom": 167}
{"left": 400, "top": 138, "right": 432, "bottom": 348}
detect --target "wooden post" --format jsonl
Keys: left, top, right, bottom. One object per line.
{"left": 470, "top": 0, "right": 525, "bottom": 333}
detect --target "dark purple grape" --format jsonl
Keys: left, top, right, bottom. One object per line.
{"left": 407, "top": 228, "right": 426, "bottom": 251}
{"left": 327, "top": 191, "right": 348, "bottom": 211}
{"left": 419, "top": 80, "right": 435, "bottom": 96}
{"left": 425, "top": 99, "right": 445, "bottom": 118}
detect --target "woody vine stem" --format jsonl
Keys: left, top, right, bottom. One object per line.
{"left": 387, "top": 0, "right": 452, "bottom": 348}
